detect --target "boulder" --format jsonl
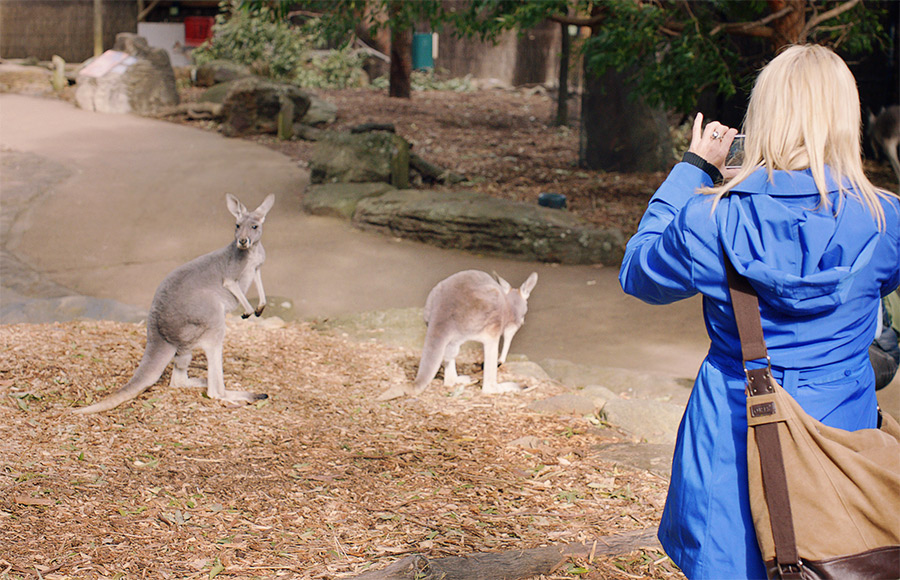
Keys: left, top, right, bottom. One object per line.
{"left": 352, "top": 189, "right": 625, "bottom": 265}
{"left": 301, "top": 94, "right": 338, "bottom": 126}
{"left": 309, "top": 131, "right": 410, "bottom": 188}
{"left": 200, "top": 80, "right": 336, "bottom": 128}
{"left": 194, "top": 59, "right": 252, "bottom": 87}
{"left": 302, "top": 182, "right": 395, "bottom": 219}
{"left": 75, "top": 33, "right": 179, "bottom": 115}
{"left": 219, "top": 77, "right": 311, "bottom": 137}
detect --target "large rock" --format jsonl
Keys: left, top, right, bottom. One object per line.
{"left": 310, "top": 131, "right": 410, "bottom": 188}
{"left": 302, "top": 182, "right": 395, "bottom": 219}
{"left": 200, "top": 79, "right": 335, "bottom": 127}
{"left": 75, "top": 33, "right": 179, "bottom": 115}
{"left": 352, "top": 189, "right": 625, "bottom": 265}
{"left": 194, "top": 59, "right": 252, "bottom": 87}
{"left": 220, "top": 77, "right": 312, "bottom": 137}
{"left": 301, "top": 94, "right": 338, "bottom": 126}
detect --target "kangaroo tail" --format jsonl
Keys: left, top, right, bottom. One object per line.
{"left": 74, "top": 335, "right": 176, "bottom": 414}
{"left": 412, "top": 330, "right": 448, "bottom": 393}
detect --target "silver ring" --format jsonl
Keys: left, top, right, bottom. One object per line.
{"left": 711, "top": 131, "right": 720, "bottom": 140}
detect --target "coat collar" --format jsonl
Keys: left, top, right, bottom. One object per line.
{"left": 731, "top": 166, "right": 846, "bottom": 196}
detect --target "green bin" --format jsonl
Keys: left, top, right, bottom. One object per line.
{"left": 412, "top": 33, "right": 433, "bottom": 70}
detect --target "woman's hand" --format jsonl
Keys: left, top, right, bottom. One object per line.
{"left": 688, "top": 113, "right": 739, "bottom": 178}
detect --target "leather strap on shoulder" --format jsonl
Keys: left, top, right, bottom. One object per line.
{"left": 724, "top": 253, "right": 801, "bottom": 575}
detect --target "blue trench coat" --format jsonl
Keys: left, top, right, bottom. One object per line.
{"left": 619, "top": 162, "right": 900, "bottom": 579}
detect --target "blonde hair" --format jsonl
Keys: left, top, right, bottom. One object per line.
{"left": 708, "top": 44, "right": 895, "bottom": 228}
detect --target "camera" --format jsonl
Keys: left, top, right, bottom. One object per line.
{"left": 726, "top": 134, "right": 745, "bottom": 169}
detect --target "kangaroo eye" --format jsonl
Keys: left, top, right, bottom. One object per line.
{"left": 252, "top": 225, "right": 258, "bottom": 230}
{"left": 235, "top": 224, "right": 240, "bottom": 229}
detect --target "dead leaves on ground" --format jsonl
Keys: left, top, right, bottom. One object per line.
{"left": 0, "top": 320, "right": 677, "bottom": 579}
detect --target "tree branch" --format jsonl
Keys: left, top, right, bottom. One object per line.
{"left": 548, "top": 8, "right": 608, "bottom": 27}
{"left": 801, "top": 0, "right": 861, "bottom": 38}
{"left": 714, "top": 5, "right": 795, "bottom": 35}
{"left": 665, "top": 4, "right": 794, "bottom": 39}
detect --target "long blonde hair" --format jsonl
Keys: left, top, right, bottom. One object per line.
{"left": 708, "top": 44, "right": 895, "bottom": 228}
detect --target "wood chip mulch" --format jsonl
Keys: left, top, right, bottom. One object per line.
{"left": 0, "top": 319, "right": 681, "bottom": 579}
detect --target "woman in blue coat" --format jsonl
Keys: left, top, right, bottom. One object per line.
{"left": 619, "top": 44, "right": 900, "bottom": 578}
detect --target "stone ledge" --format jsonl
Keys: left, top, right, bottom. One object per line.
{"left": 302, "top": 184, "right": 625, "bottom": 266}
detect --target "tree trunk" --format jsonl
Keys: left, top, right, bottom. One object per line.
{"left": 767, "top": 0, "right": 807, "bottom": 50}
{"left": 554, "top": 21, "right": 570, "bottom": 127}
{"left": 579, "top": 64, "right": 672, "bottom": 172}
{"left": 578, "top": 9, "right": 672, "bottom": 172}
{"left": 388, "top": 2, "right": 412, "bottom": 99}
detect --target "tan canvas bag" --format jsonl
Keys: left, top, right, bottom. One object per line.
{"left": 727, "top": 258, "right": 900, "bottom": 579}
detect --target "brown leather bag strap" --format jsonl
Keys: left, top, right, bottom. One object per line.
{"left": 724, "top": 254, "right": 802, "bottom": 576}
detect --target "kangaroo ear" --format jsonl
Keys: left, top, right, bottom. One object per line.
{"left": 496, "top": 274, "right": 512, "bottom": 293}
{"left": 226, "top": 193, "right": 247, "bottom": 220}
{"left": 519, "top": 272, "right": 538, "bottom": 299}
{"left": 253, "top": 194, "right": 275, "bottom": 220}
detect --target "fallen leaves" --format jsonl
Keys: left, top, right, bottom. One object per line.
{"left": 0, "top": 319, "right": 673, "bottom": 579}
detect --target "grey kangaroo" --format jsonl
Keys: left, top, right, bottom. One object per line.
{"left": 868, "top": 105, "right": 900, "bottom": 183}
{"left": 380, "top": 270, "right": 538, "bottom": 400}
{"left": 75, "top": 193, "right": 275, "bottom": 414}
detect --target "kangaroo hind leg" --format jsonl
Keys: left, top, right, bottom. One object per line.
{"left": 441, "top": 338, "right": 473, "bottom": 387}
{"left": 480, "top": 334, "right": 523, "bottom": 395}
{"left": 200, "top": 336, "right": 267, "bottom": 406}
{"left": 169, "top": 348, "right": 205, "bottom": 388}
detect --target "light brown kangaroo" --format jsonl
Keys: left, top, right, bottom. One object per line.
{"left": 75, "top": 194, "right": 274, "bottom": 414}
{"left": 379, "top": 270, "right": 538, "bottom": 400}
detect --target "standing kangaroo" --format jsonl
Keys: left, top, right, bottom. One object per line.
{"left": 380, "top": 270, "right": 538, "bottom": 400}
{"left": 75, "top": 194, "right": 275, "bottom": 414}
{"left": 867, "top": 105, "right": 900, "bottom": 183}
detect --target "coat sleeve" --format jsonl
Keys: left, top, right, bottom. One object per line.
{"left": 619, "top": 162, "right": 713, "bottom": 305}
{"left": 880, "top": 196, "right": 900, "bottom": 298}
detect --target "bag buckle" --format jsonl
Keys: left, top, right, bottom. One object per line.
{"left": 776, "top": 561, "right": 803, "bottom": 579}
{"left": 744, "top": 356, "right": 774, "bottom": 396}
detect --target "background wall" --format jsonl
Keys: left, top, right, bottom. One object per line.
{"left": 1, "top": 0, "right": 137, "bottom": 62}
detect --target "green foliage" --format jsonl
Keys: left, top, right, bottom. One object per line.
{"left": 294, "top": 47, "right": 369, "bottom": 89}
{"left": 301, "top": 0, "right": 448, "bottom": 44}
{"left": 295, "top": 0, "right": 889, "bottom": 112}
{"left": 449, "top": 0, "right": 571, "bottom": 42}
{"left": 370, "top": 68, "right": 474, "bottom": 92}
{"left": 193, "top": 1, "right": 369, "bottom": 89}
{"left": 584, "top": 1, "right": 739, "bottom": 114}
{"left": 581, "top": 0, "right": 889, "bottom": 114}
{"left": 193, "top": 1, "right": 312, "bottom": 81}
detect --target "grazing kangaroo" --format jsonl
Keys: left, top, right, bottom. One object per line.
{"left": 75, "top": 193, "right": 275, "bottom": 414}
{"left": 868, "top": 105, "right": 900, "bottom": 183}
{"left": 380, "top": 270, "right": 538, "bottom": 400}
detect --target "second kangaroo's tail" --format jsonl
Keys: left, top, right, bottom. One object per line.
{"left": 412, "top": 330, "right": 448, "bottom": 395}
{"left": 74, "top": 334, "right": 177, "bottom": 414}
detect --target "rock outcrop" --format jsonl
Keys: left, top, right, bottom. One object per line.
{"left": 75, "top": 33, "right": 179, "bottom": 115}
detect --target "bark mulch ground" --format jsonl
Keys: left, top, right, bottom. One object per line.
{"left": 1, "top": 319, "right": 683, "bottom": 579}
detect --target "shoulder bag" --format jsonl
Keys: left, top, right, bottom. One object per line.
{"left": 726, "top": 257, "right": 900, "bottom": 579}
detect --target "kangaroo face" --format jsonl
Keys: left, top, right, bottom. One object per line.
{"left": 226, "top": 193, "right": 275, "bottom": 251}
{"left": 506, "top": 290, "right": 528, "bottom": 329}
{"left": 235, "top": 214, "right": 263, "bottom": 250}
{"left": 499, "top": 271, "right": 538, "bottom": 329}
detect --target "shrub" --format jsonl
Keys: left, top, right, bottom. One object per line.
{"left": 193, "top": 2, "right": 370, "bottom": 90}
{"left": 193, "top": 1, "right": 313, "bottom": 83}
